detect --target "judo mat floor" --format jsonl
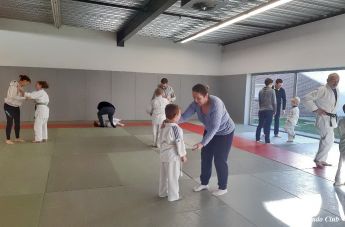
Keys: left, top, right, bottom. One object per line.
{"left": 0, "top": 123, "right": 345, "bottom": 227}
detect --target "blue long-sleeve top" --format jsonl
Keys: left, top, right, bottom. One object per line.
{"left": 180, "top": 95, "right": 235, "bottom": 146}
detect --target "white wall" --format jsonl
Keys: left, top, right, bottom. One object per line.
{"left": 221, "top": 14, "right": 345, "bottom": 75}
{"left": 0, "top": 19, "right": 222, "bottom": 76}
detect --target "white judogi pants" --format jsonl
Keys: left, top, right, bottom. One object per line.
{"left": 335, "top": 152, "right": 345, "bottom": 183}
{"left": 152, "top": 123, "right": 161, "bottom": 147}
{"left": 285, "top": 122, "right": 296, "bottom": 141}
{"left": 34, "top": 116, "right": 48, "bottom": 141}
{"left": 315, "top": 126, "right": 335, "bottom": 162}
{"left": 159, "top": 161, "right": 180, "bottom": 201}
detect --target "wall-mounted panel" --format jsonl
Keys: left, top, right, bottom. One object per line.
{"left": 111, "top": 72, "right": 136, "bottom": 120}
{"left": 85, "top": 71, "right": 112, "bottom": 121}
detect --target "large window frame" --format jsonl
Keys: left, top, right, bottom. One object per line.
{"left": 248, "top": 67, "right": 345, "bottom": 141}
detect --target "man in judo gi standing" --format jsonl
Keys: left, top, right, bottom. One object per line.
{"left": 303, "top": 73, "right": 340, "bottom": 168}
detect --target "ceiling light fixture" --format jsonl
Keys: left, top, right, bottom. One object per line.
{"left": 180, "top": 0, "right": 294, "bottom": 43}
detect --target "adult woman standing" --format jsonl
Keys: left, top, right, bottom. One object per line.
{"left": 4, "top": 75, "right": 31, "bottom": 144}
{"left": 180, "top": 84, "right": 235, "bottom": 196}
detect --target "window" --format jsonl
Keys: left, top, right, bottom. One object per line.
{"left": 249, "top": 69, "right": 345, "bottom": 139}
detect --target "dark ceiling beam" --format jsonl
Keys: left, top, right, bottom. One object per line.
{"left": 116, "top": 0, "right": 178, "bottom": 46}
{"left": 72, "top": 0, "right": 220, "bottom": 22}
{"left": 73, "top": 0, "right": 142, "bottom": 11}
{"left": 72, "top": 0, "right": 279, "bottom": 36}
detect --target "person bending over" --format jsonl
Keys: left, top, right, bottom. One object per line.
{"left": 94, "top": 101, "right": 117, "bottom": 128}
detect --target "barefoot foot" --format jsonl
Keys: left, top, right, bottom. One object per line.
{"left": 5, "top": 140, "right": 14, "bottom": 145}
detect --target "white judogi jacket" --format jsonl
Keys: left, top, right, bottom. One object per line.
{"left": 4, "top": 81, "right": 26, "bottom": 107}
{"left": 303, "top": 84, "right": 339, "bottom": 128}
{"left": 286, "top": 106, "right": 300, "bottom": 126}
{"left": 149, "top": 96, "right": 169, "bottom": 124}
{"left": 160, "top": 123, "right": 187, "bottom": 162}
{"left": 338, "top": 119, "right": 345, "bottom": 153}
{"left": 152, "top": 85, "right": 176, "bottom": 103}
{"left": 25, "top": 90, "right": 50, "bottom": 119}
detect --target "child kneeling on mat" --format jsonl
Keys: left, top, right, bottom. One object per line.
{"left": 334, "top": 104, "right": 345, "bottom": 186}
{"left": 159, "top": 104, "right": 187, "bottom": 202}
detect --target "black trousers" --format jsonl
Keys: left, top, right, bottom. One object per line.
{"left": 97, "top": 107, "right": 115, "bottom": 127}
{"left": 200, "top": 131, "right": 234, "bottom": 190}
{"left": 4, "top": 103, "right": 21, "bottom": 140}
{"left": 274, "top": 110, "right": 281, "bottom": 136}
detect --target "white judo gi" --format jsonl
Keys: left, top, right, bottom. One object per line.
{"left": 148, "top": 96, "right": 169, "bottom": 147}
{"left": 25, "top": 90, "right": 49, "bottom": 142}
{"left": 303, "top": 84, "right": 339, "bottom": 162}
{"left": 335, "top": 119, "right": 345, "bottom": 184}
{"left": 105, "top": 117, "right": 122, "bottom": 127}
{"left": 152, "top": 85, "right": 176, "bottom": 103}
{"left": 159, "top": 123, "right": 187, "bottom": 202}
{"left": 284, "top": 106, "right": 299, "bottom": 141}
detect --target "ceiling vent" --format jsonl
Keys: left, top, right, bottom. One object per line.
{"left": 181, "top": 0, "right": 225, "bottom": 12}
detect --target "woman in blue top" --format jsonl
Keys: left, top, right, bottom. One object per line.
{"left": 180, "top": 84, "right": 235, "bottom": 196}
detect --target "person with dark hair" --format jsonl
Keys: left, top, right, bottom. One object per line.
{"left": 159, "top": 104, "right": 187, "bottom": 202}
{"left": 4, "top": 75, "right": 31, "bottom": 144}
{"left": 25, "top": 81, "right": 50, "bottom": 143}
{"left": 272, "top": 78, "right": 287, "bottom": 137}
{"left": 152, "top": 78, "right": 176, "bottom": 103}
{"left": 256, "top": 78, "right": 277, "bottom": 144}
{"left": 334, "top": 104, "right": 345, "bottom": 186}
{"left": 93, "top": 101, "right": 117, "bottom": 128}
{"left": 179, "top": 83, "right": 235, "bottom": 196}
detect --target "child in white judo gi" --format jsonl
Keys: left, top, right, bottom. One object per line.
{"left": 148, "top": 88, "right": 169, "bottom": 148}
{"left": 25, "top": 81, "right": 50, "bottom": 143}
{"left": 334, "top": 104, "right": 345, "bottom": 186}
{"left": 94, "top": 117, "right": 125, "bottom": 127}
{"left": 285, "top": 97, "right": 300, "bottom": 142}
{"left": 159, "top": 104, "right": 187, "bottom": 202}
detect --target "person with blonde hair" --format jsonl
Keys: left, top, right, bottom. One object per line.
{"left": 303, "top": 73, "right": 340, "bottom": 168}
{"left": 285, "top": 97, "right": 300, "bottom": 142}
{"left": 148, "top": 88, "right": 170, "bottom": 148}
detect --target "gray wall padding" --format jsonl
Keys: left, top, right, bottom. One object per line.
{"left": 0, "top": 67, "right": 223, "bottom": 122}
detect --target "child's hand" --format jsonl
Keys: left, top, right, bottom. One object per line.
{"left": 161, "top": 120, "right": 168, "bottom": 129}
{"left": 181, "top": 156, "right": 187, "bottom": 163}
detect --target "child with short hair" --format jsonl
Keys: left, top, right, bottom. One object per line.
{"left": 148, "top": 88, "right": 169, "bottom": 148}
{"left": 159, "top": 104, "right": 187, "bottom": 202}
{"left": 285, "top": 97, "right": 300, "bottom": 142}
{"left": 334, "top": 104, "right": 345, "bottom": 186}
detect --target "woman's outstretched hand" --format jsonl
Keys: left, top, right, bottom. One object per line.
{"left": 192, "top": 143, "right": 204, "bottom": 151}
